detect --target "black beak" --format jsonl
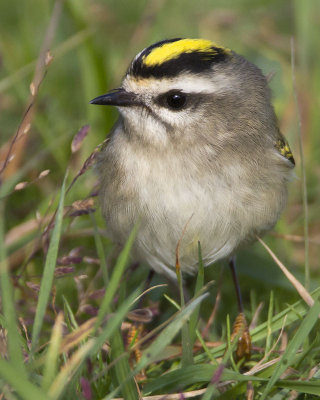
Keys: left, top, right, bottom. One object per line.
{"left": 89, "top": 88, "right": 139, "bottom": 107}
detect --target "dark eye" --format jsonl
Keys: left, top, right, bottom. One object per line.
{"left": 165, "top": 92, "right": 187, "bottom": 110}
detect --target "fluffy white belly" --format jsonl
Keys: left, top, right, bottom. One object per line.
{"left": 101, "top": 145, "right": 285, "bottom": 280}
{"left": 133, "top": 180, "right": 236, "bottom": 276}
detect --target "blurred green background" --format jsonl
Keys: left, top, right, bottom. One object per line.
{"left": 0, "top": 0, "right": 319, "bottom": 331}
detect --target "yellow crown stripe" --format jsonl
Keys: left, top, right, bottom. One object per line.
{"left": 143, "top": 39, "right": 230, "bottom": 67}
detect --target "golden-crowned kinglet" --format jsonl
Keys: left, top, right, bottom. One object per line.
{"left": 91, "top": 38, "right": 294, "bottom": 282}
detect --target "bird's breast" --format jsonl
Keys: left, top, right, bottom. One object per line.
{"left": 99, "top": 135, "right": 289, "bottom": 275}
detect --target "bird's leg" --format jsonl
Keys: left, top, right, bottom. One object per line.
{"left": 229, "top": 256, "right": 251, "bottom": 360}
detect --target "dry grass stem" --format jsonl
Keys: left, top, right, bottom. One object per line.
{"left": 249, "top": 302, "right": 264, "bottom": 330}
{"left": 132, "top": 284, "right": 168, "bottom": 306}
{"left": 246, "top": 315, "right": 287, "bottom": 375}
{"left": 0, "top": 0, "right": 64, "bottom": 180}
{"left": 201, "top": 274, "right": 222, "bottom": 339}
{"left": 257, "top": 237, "right": 314, "bottom": 307}
{"left": 246, "top": 381, "right": 254, "bottom": 400}
{"left": 271, "top": 233, "right": 320, "bottom": 245}
{"left": 291, "top": 36, "right": 310, "bottom": 290}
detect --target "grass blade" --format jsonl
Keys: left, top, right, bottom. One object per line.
{"left": 0, "top": 359, "right": 47, "bottom": 400}
{"left": 178, "top": 271, "right": 193, "bottom": 366}
{"left": 0, "top": 202, "right": 27, "bottom": 378}
{"left": 41, "top": 312, "right": 64, "bottom": 391}
{"left": 48, "top": 287, "right": 140, "bottom": 400}
{"left": 104, "top": 293, "right": 209, "bottom": 399}
{"left": 143, "top": 364, "right": 260, "bottom": 395}
{"left": 260, "top": 298, "right": 320, "bottom": 399}
{"left": 94, "top": 225, "right": 137, "bottom": 330}
{"left": 189, "top": 241, "right": 205, "bottom": 345}
{"left": 110, "top": 330, "right": 139, "bottom": 400}
{"left": 48, "top": 340, "right": 94, "bottom": 399}
{"left": 135, "top": 293, "right": 209, "bottom": 372}
{"left": 31, "top": 173, "right": 67, "bottom": 353}
{"left": 62, "top": 295, "right": 79, "bottom": 330}
{"left": 91, "top": 287, "right": 141, "bottom": 356}
{"left": 276, "top": 379, "right": 320, "bottom": 396}
{"left": 195, "top": 287, "right": 320, "bottom": 362}
{"left": 264, "top": 290, "right": 274, "bottom": 357}
{"left": 90, "top": 213, "right": 109, "bottom": 285}
{"left": 291, "top": 37, "right": 309, "bottom": 290}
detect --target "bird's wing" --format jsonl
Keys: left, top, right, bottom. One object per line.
{"left": 274, "top": 131, "right": 295, "bottom": 167}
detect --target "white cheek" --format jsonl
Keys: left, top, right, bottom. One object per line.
{"left": 119, "top": 107, "right": 169, "bottom": 145}
{"left": 155, "top": 107, "right": 197, "bottom": 127}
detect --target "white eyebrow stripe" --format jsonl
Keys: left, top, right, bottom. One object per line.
{"left": 168, "top": 77, "right": 213, "bottom": 93}
{"left": 123, "top": 73, "right": 233, "bottom": 95}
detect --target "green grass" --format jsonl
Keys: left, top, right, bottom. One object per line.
{"left": 1, "top": 0, "right": 320, "bottom": 398}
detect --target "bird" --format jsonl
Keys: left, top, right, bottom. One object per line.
{"left": 90, "top": 38, "right": 295, "bottom": 357}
